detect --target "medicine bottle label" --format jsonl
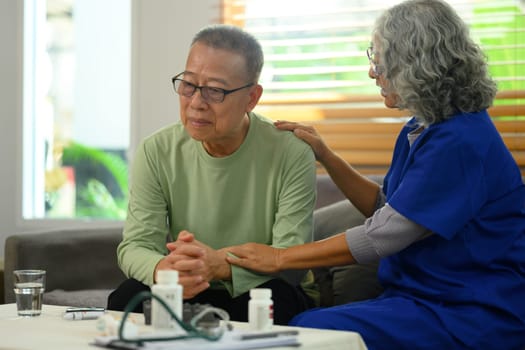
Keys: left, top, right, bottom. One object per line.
{"left": 249, "top": 301, "right": 273, "bottom": 331}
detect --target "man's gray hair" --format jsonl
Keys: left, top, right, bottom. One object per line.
{"left": 192, "top": 24, "right": 264, "bottom": 83}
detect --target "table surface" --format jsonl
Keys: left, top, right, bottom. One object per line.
{"left": 0, "top": 303, "right": 367, "bottom": 350}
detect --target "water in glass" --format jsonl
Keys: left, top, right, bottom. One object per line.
{"left": 14, "top": 282, "right": 44, "bottom": 316}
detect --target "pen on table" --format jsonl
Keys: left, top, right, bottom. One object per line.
{"left": 239, "top": 330, "right": 299, "bottom": 340}
{"left": 63, "top": 307, "right": 106, "bottom": 320}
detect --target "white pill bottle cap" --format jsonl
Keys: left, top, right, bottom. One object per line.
{"left": 250, "top": 288, "right": 272, "bottom": 299}
{"left": 156, "top": 270, "right": 179, "bottom": 284}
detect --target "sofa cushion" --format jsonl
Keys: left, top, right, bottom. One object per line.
{"left": 331, "top": 263, "right": 383, "bottom": 305}
{"left": 44, "top": 289, "right": 112, "bottom": 308}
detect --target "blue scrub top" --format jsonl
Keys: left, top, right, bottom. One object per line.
{"left": 380, "top": 110, "right": 525, "bottom": 346}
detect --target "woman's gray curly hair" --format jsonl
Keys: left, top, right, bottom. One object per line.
{"left": 373, "top": 0, "right": 497, "bottom": 125}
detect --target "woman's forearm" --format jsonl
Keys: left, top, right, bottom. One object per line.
{"left": 278, "top": 233, "right": 356, "bottom": 270}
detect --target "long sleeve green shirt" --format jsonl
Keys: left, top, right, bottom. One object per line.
{"left": 117, "top": 112, "right": 316, "bottom": 297}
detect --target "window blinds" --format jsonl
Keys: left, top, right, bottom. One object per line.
{"left": 222, "top": 0, "right": 525, "bottom": 175}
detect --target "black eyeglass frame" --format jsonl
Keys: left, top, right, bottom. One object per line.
{"left": 366, "top": 46, "right": 384, "bottom": 77}
{"left": 171, "top": 73, "right": 254, "bottom": 103}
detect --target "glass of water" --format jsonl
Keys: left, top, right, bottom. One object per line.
{"left": 13, "top": 270, "right": 46, "bottom": 316}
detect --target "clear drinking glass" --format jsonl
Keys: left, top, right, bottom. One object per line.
{"left": 13, "top": 270, "right": 46, "bottom": 316}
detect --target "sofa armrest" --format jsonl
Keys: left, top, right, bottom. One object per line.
{"left": 313, "top": 174, "right": 385, "bottom": 306}
{"left": 4, "top": 226, "right": 126, "bottom": 303}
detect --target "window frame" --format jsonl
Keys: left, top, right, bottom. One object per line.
{"left": 19, "top": 0, "right": 131, "bottom": 227}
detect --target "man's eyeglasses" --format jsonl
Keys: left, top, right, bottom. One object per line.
{"left": 171, "top": 73, "right": 254, "bottom": 104}
{"left": 366, "top": 46, "right": 384, "bottom": 76}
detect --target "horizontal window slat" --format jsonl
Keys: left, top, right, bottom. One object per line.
{"left": 493, "top": 120, "right": 525, "bottom": 133}
{"left": 304, "top": 120, "right": 525, "bottom": 133}
{"left": 261, "top": 80, "right": 371, "bottom": 90}
{"left": 260, "top": 36, "right": 368, "bottom": 47}
{"left": 489, "top": 105, "right": 525, "bottom": 117}
{"left": 323, "top": 134, "right": 525, "bottom": 152}
{"left": 310, "top": 122, "right": 405, "bottom": 134}
{"left": 335, "top": 150, "right": 394, "bottom": 166}
{"left": 495, "top": 90, "right": 525, "bottom": 100}
{"left": 258, "top": 90, "right": 525, "bottom": 106}
{"left": 511, "top": 151, "right": 525, "bottom": 166}
{"left": 259, "top": 77, "right": 525, "bottom": 92}
{"left": 244, "top": 5, "right": 383, "bottom": 18}
{"left": 259, "top": 105, "right": 525, "bottom": 122}
{"left": 264, "top": 66, "right": 366, "bottom": 75}
{"left": 495, "top": 76, "right": 525, "bottom": 82}
{"left": 247, "top": 21, "right": 374, "bottom": 35}
{"left": 503, "top": 135, "right": 525, "bottom": 151}
{"left": 324, "top": 134, "right": 397, "bottom": 151}
{"left": 265, "top": 52, "right": 362, "bottom": 62}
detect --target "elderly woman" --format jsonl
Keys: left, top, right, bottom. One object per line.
{"left": 224, "top": 0, "right": 525, "bottom": 349}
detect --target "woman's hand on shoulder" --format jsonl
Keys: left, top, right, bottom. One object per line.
{"left": 225, "top": 243, "right": 283, "bottom": 274}
{"left": 274, "top": 120, "right": 330, "bottom": 162}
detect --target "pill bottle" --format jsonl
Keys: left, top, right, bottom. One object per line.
{"left": 151, "top": 270, "right": 183, "bottom": 331}
{"left": 248, "top": 288, "right": 273, "bottom": 331}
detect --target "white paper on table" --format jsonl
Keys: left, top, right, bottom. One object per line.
{"left": 92, "top": 329, "right": 300, "bottom": 350}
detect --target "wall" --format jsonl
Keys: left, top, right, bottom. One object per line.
{"left": 0, "top": 0, "right": 220, "bottom": 259}
{"left": 0, "top": 0, "right": 19, "bottom": 260}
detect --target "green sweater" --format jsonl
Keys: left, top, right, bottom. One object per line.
{"left": 117, "top": 112, "right": 317, "bottom": 297}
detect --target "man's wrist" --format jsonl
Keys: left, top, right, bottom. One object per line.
{"left": 275, "top": 248, "right": 286, "bottom": 271}
{"left": 216, "top": 248, "right": 232, "bottom": 280}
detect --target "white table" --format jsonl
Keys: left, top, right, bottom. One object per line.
{"left": 0, "top": 304, "right": 367, "bottom": 349}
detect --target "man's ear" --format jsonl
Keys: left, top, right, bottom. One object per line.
{"left": 246, "top": 84, "right": 263, "bottom": 112}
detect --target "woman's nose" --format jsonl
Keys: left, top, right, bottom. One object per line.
{"left": 368, "top": 65, "right": 376, "bottom": 79}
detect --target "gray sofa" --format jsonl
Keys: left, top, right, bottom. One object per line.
{"left": 3, "top": 174, "right": 383, "bottom": 308}
{"left": 4, "top": 227, "right": 126, "bottom": 307}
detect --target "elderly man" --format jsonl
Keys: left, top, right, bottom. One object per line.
{"left": 108, "top": 24, "right": 317, "bottom": 325}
